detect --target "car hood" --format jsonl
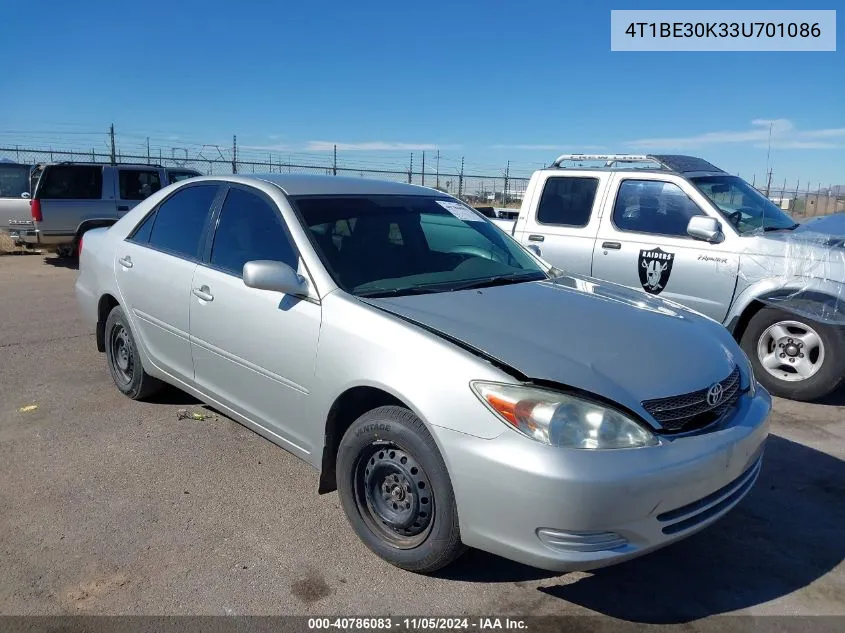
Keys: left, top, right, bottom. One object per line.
{"left": 362, "top": 274, "right": 741, "bottom": 418}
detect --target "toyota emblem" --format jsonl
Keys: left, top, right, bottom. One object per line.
{"left": 706, "top": 382, "right": 725, "bottom": 407}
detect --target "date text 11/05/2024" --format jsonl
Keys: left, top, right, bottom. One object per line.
{"left": 307, "top": 618, "right": 528, "bottom": 630}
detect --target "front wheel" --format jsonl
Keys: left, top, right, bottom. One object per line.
{"left": 740, "top": 307, "right": 845, "bottom": 401}
{"left": 336, "top": 406, "right": 465, "bottom": 573}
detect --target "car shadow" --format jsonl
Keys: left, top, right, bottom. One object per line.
{"left": 531, "top": 434, "right": 844, "bottom": 623}
{"left": 434, "top": 548, "right": 560, "bottom": 583}
{"left": 145, "top": 385, "right": 202, "bottom": 406}
{"left": 43, "top": 255, "right": 78, "bottom": 269}
{"left": 816, "top": 385, "right": 845, "bottom": 407}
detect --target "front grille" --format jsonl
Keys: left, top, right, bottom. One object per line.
{"left": 642, "top": 365, "right": 742, "bottom": 433}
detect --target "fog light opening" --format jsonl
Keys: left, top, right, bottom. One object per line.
{"left": 536, "top": 528, "right": 629, "bottom": 553}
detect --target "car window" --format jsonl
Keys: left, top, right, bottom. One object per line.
{"left": 119, "top": 169, "right": 162, "bottom": 200}
{"left": 146, "top": 184, "right": 219, "bottom": 259}
{"left": 127, "top": 211, "right": 156, "bottom": 244}
{"left": 691, "top": 175, "right": 796, "bottom": 233}
{"left": 613, "top": 180, "right": 703, "bottom": 237}
{"left": 168, "top": 171, "right": 199, "bottom": 185}
{"left": 0, "top": 164, "right": 31, "bottom": 198}
{"left": 295, "top": 195, "right": 545, "bottom": 296}
{"left": 37, "top": 165, "right": 102, "bottom": 199}
{"left": 210, "top": 187, "right": 298, "bottom": 277}
{"left": 536, "top": 177, "right": 599, "bottom": 226}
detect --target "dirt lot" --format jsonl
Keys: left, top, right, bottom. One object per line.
{"left": 0, "top": 253, "right": 843, "bottom": 625}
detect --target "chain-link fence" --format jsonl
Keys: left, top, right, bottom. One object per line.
{"left": 1, "top": 143, "right": 840, "bottom": 216}
{"left": 0, "top": 145, "right": 531, "bottom": 207}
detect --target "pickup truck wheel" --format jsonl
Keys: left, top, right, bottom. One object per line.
{"left": 104, "top": 305, "right": 163, "bottom": 400}
{"left": 740, "top": 307, "right": 845, "bottom": 401}
{"left": 336, "top": 406, "right": 465, "bottom": 573}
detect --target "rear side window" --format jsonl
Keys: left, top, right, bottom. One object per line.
{"left": 168, "top": 170, "right": 199, "bottom": 185}
{"left": 0, "top": 164, "right": 31, "bottom": 198}
{"left": 119, "top": 169, "right": 162, "bottom": 200}
{"left": 147, "top": 184, "right": 219, "bottom": 259}
{"left": 536, "top": 177, "right": 599, "bottom": 227}
{"left": 37, "top": 165, "right": 103, "bottom": 199}
{"left": 210, "top": 187, "right": 297, "bottom": 276}
{"left": 127, "top": 211, "right": 156, "bottom": 244}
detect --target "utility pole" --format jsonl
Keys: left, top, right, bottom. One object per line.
{"left": 333, "top": 144, "right": 337, "bottom": 176}
{"left": 408, "top": 153, "right": 413, "bottom": 184}
{"left": 421, "top": 151, "right": 425, "bottom": 187}
{"left": 458, "top": 157, "right": 465, "bottom": 199}
{"left": 503, "top": 160, "right": 510, "bottom": 205}
{"left": 765, "top": 169, "right": 773, "bottom": 197}
{"left": 435, "top": 150, "right": 440, "bottom": 189}
{"left": 109, "top": 123, "right": 116, "bottom": 165}
{"left": 232, "top": 135, "right": 238, "bottom": 174}
{"left": 146, "top": 137, "right": 150, "bottom": 165}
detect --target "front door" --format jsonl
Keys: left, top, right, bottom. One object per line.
{"left": 189, "top": 185, "right": 321, "bottom": 456}
{"left": 591, "top": 177, "right": 739, "bottom": 323}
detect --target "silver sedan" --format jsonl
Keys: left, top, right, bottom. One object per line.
{"left": 75, "top": 174, "right": 771, "bottom": 573}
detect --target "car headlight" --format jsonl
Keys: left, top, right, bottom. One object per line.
{"left": 471, "top": 381, "right": 658, "bottom": 449}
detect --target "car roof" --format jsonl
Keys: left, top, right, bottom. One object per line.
{"left": 40, "top": 162, "right": 198, "bottom": 171}
{"left": 246, "top": 173, "right": 443, "bottom": 197}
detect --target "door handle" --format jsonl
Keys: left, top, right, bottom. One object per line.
{"left": 117, "top": 205, "right": 130, "bottom": 211}
{"left": 118, "top": 256, "right": 133, "bottom": 268}
{"left": 601, "top": 241, "right": 621, "bottom": 250}
{"left": 528, "top": 234, "right": 545, "bottom": 242}
{"left": 192, "top": 285, "right": 214, "bottom": 302}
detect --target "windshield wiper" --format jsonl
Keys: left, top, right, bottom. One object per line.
{"left": 356, "top": 286, "right": 441, "bottom": 298}
{"left": 436, "top": 271, "right": 547, "bottom": 292}
{"left": 356, "top": 271, "right": 546, "bottom": 298}
{"left": 764, "top": 223, "right": 800, "bottom": 232}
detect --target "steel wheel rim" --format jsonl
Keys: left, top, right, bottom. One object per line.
{"left": 109, "top": 324, "right": 134, "bottom": 385}
{"left": 353, "top": 444, "right": 434, "bottom": 549}
{"left": 756, "top": 320, "right": 825, "bottom": 383}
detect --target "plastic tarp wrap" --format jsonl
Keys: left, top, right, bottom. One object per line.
{"left": 737, "top": 213, "right": 845, "bottom": 325}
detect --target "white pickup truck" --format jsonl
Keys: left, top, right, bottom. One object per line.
{"left": 494, "top": 153, "right": 845, "bottom": 402}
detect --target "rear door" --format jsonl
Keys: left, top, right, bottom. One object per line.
{"left": 116, "top": 167, "right": 163, "bottom": 216}
{"left": 0, "top": 163, "right": 33, "bottom": 235}
{"left": 114, "top": 182, "right": 223, "bottom": 383}
{"left": 34, "top": 164, "right": 114, "bottom": 237}
{"left": 590, "top": 174, "right": 739, "bottom": 322}
{"left": 516, "top": 172, "right": 610, "bottom": 275}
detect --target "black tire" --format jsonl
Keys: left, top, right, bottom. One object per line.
{"left": 104, "top": 305, "right": 164, "bottom": 400}
{"left": 336, "top": 406, "right": 465, "bottom": 573}
{"left": 740, "top": 306, "right": 845, "bottom": 401}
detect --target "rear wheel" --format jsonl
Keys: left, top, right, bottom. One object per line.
{"left": 336, "top": 406, "right": 465, "bottom": 573}
{"left": 740, "top": 306, "right": 845, "bottom": 401}
{"left": 104, "top": 305, "right": 163, "bottom": 400}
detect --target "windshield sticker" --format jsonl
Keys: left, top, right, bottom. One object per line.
{"left": 638, "top": 248, "right": 675, "bottom": 295}
{"left": 436, "top": 200, "right": 485, "bottom": 223}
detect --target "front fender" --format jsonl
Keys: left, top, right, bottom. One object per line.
{"left": 727, "top": 276, "right": 845, "bottom": 329}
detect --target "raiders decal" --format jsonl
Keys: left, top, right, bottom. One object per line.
{"left": 638, "top": 248, "right": 674, "bottom": 295}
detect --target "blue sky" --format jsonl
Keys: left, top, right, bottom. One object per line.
{"left": 1, "top": 0, "right": 843, "bottom": 185}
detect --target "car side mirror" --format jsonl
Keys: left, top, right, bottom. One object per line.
{"left": 687, "top": 215, "right": 723, "bottom": 243}
{"left": 243, "top": 260, "right": 309, "bottom": 297}
{"left": 21, "top": 192, "right": 30, "bottom": 199}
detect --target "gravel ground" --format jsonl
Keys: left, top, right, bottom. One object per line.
{"left": 0, "top": 253, "right": 843, "bottom": 627}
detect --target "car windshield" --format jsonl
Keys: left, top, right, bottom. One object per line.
{"left": 691, "top": 175, "right": 797, "bottom": 234}
{"left": 0, "top": 163, "right": 32, "bottom": 198}
{"left": 293, "top": 194, "right": 547, "bottom": 297}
